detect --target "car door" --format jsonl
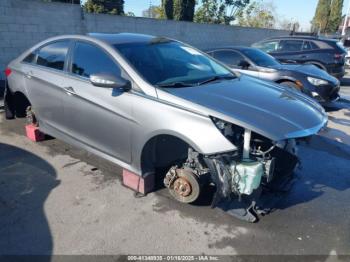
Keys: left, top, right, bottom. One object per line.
{"left": 62, "top": 40, "right": 133, "bottom": 163}
{"left": 22, "top": 40, "right": 71, "bottom": 132}
{"left": 272, "top": 39, "right": 305, "bottom": 64}
{"left": 213, "top": 50, "right": 259, "bottom": 78}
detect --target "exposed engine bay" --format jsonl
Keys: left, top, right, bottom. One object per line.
{"left": 164, "top": 118, "right": 300, "bottom": 222}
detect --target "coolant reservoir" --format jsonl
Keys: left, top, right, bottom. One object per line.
{"left": 230, "top": 161, "right": 264, "bottom": 195}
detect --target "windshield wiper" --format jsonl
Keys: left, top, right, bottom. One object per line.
{"left": 197, "top": 75, "right": 236, "bottom": 86}
{"left": 156, "top": 82, "right": 195, "bottom": 88}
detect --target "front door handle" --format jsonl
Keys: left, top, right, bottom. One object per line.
{"left": 63, "top": 86, "right": 76, "bottom": 95}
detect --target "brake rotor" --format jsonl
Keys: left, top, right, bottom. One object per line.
{"left": 167, "top": 168, "right": 200, "bottom": 204}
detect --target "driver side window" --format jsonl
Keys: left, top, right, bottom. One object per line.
{"left": 214, "top": 50, "right": 247, "bottom": 68}
{"left": 71, "top": 42, "right": 122, "bottom": 79}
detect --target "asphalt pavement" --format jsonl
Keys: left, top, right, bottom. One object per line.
{"left": 0, "top": 77, "right": 350, "bottom": 258}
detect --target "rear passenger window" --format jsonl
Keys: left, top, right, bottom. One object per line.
{"left": 36, "top": 41, "right": 70, "bottom": 71}
{"left": 71, "top": 42, "right": 121, "bottom": 78}
{"left": 279, "top": 40, "right": 303, "bottom": 52}
{"left": 23, "top": 52, "right": 37, "bottom": 64}
{"left": 302, "top": 41, "right": 319, "bottom": 50}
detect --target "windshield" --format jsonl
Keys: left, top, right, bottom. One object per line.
{"left": 114, "top": 39, "right": 235, "bottom": 87}
{"left": 241, "top": 48, "right": 280, "bottom": 68}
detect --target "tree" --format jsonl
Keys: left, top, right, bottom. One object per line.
{"left": 236, "top": 1, "right": 276, "bottom": 28}
{"left": 161, "top": 0, "right": 196, "bottom": 21}
{"left": 84, "top": 0, "right": 125, "bottom": 15}
{"left": 44, "top": 0, "right": 81, "bottom": 3}
{"left": 162, "top": 0, "right": 174, "bottom": 19}
{"left": 142, "top": 5, "right": 162, "bottom": 18}
{"left": 125, "top": 11, "right": 136, "bottom": 17}
{"left": 194, "top": 0, "right": 250, "bottom": 25}
{"left": 175, "top": 0, "right": 196, "bottom": 21}
{"left": 312, "top": 0, "right": 332, "bottom": 33}
{"left": 329, "top": 0, "right": 344, "bottom": 32}
{"left": 279, "top": 18, "right": 300, "bottom": 31}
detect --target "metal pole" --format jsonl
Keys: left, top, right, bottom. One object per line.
{"left": 342, "top": 0, "right": 350, "bottom": 36}
{"left": 243, "top": 129, "right": 251, "bottom": 160}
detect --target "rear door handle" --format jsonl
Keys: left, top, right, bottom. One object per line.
{"left": 63, "top": 86, "right": 76, "bottom": 95}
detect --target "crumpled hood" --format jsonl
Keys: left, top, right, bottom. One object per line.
{"left": 160, "top": 75, "right": 327, "bottom": 141}
{"left": 272, "top": 64, "right": 339, "bottom": 84}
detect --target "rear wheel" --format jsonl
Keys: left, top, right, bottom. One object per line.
{"left": 4, "top": 85, "right": 15, "bottom": 119}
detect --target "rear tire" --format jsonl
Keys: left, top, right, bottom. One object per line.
{"left": 4, "top": 85, "right": 15, "bottom": 119}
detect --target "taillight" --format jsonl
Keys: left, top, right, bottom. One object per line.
{"left": 4, "top": 67, "right": 11, "bottom": 77}
{"left": 334, "top": 53, "right": 343, "bottom": 60}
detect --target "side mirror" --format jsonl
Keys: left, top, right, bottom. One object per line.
{"left": 90, "top": 73, "right": 131, "bottom": 91}
{"left": 238, "top": 60, "right": 250, "bottom": 69}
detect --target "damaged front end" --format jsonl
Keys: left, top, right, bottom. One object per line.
{"left": 164, "top": 118, "right": 309, "bottom": 223}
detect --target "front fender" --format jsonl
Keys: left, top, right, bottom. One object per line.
{"left": 130, "top": 93, "right": 237, "bottom": 174}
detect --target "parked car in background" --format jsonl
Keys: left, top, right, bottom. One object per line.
{"left": 341, "top": 39, "right": 350, "bottom": 67}
{"left": 252, "top": 36, "right": 346, "bottom": 79}
{"left": 4, "top": 33, "right": 327, "bottom": 222}
{"left": 206, "top": 47, "right": 340, "bottom": 104}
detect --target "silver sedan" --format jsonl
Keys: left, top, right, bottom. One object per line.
{"left": 4, "top": 33, "right": 327, "bottom": 222}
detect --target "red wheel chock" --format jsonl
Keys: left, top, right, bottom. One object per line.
{"left": 25, "top": 124, "right": 45, "bottom": 142}
{"left": 122, "top": 169, "right": 155, "bottom": 195}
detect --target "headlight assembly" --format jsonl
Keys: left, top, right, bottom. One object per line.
{"left": 211, "top": 117, "right": 227, "bottom": 130}
{"left": 307, "top": 77, "right": 328, "bottom": 86}
{"left": 210, "top": 117, "right": 244, "bottom": 145}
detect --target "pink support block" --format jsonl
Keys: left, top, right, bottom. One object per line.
{"left": 122, "top": 169, "right": 155, "bottom": 195}
{"left": 25, "top": 124, "right": 45, "bottom": 142}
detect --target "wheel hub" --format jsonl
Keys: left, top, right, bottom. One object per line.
{"left": 173, "top": 177, "right": 192, "bottom": 197}
{"left": 164, "top": 167, "right": 201, "bottom": 204}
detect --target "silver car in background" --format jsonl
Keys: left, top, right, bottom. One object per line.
{"left": 4, "top": 33, "right": 327, "bottom": 222}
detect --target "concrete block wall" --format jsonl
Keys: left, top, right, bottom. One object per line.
{"left": 0, "top": 0, "right": 289, "bottom": 80}
{"left": 0, "top": 0, "right": 83, "bottom": 79}
{"left": 85, "top": 14, "right": 288, "bottom": 49}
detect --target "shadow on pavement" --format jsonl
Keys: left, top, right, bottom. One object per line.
{"left": 341, "top": 77, "right": 350, "bottom": 87}
{"left": 324, "top": 98, "right": 350, "bottom": 112}
{"left": 275, "top": 135, "right": 350, "bottom": 211}
{"left": 0, "top": 143, "right": 59, "bottom": 256}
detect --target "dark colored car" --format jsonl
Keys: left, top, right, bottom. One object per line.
{"left": 206, "top": 47, "right": 340, "bottom": 104}
{"left": 252, "top": 36, "right": 346, "bottom": 79}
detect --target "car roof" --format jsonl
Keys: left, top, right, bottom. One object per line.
{"left": 205, "top": 46, "right": 255, "bottom": 52}
{"left": 88, "top": 33, "right": 170, "bottom": 45}
{"left": 262, "top": 35, "right": 337, "bottom": 43}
